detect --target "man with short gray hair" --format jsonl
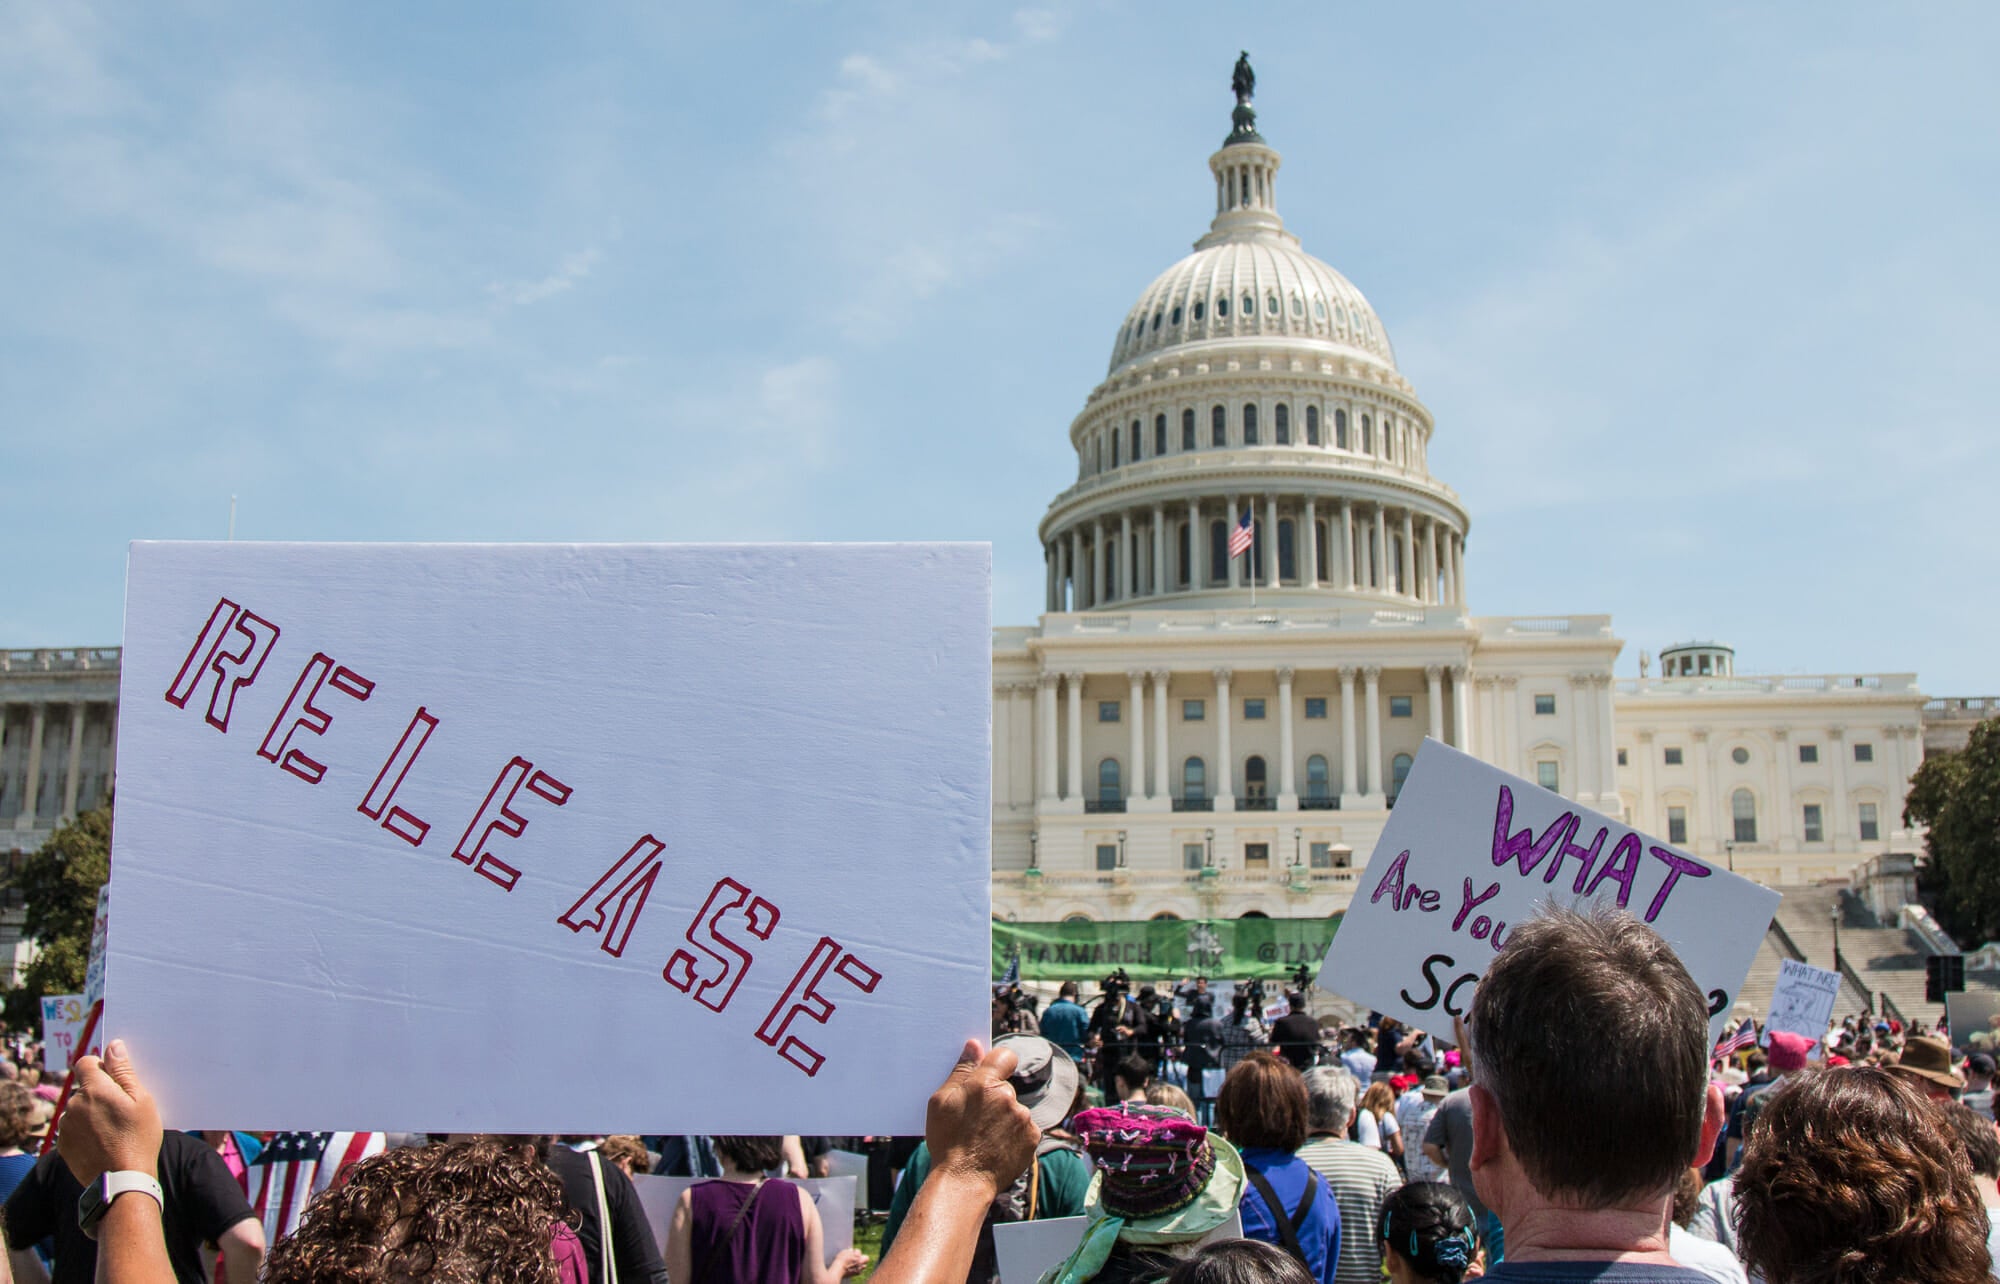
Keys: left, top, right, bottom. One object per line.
{"left": 1466, "top": 904, "right": 1724, "bottom": 1282}
{"left": 1298, "top": 1065, "right": 1401, "bottom": 1284}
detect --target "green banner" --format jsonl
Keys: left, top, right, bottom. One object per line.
{"left": 995, "top": 916, "right": 1343, "bottom": 983}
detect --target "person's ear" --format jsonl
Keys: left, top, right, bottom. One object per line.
{"left": 1468, "top": 1082, "right": 1505, "bottom": 1171}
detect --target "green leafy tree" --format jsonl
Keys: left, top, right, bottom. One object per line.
{"left": 2, "top": 800, "right": 111, "bottom": 1031}
{"left": 1908, "top": 719, "right": 2000, "bottom": 946}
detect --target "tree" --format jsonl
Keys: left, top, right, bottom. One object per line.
{"left": 1, "top": 800, "right": 111, "bottom": 1031}
{"left": 1908, "top": 719, "right": 2000, "bottom": 946}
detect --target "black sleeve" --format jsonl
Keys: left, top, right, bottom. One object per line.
{"left": 171, "top": 1135, "right": 257, "bottom": 1242}
{"left": 605, "top": 1161, "right": 670, "bottom": 1284}
{"left": 3, "top": 1154, "right": 59, "bottom": 1247}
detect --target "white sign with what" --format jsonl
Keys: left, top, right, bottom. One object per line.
{"left": 108, "top": 542, "right": 993, "bottom": 1133}
{"left": 1318, "top": 740, "right": 1781, "bottom": 1043}
{"left": 1763, "top": 958, "right": 1842, "bottom": 1057}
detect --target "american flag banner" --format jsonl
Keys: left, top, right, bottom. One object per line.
{"left": 1713, "top": 1020, "right": 1758, "bottom": 1064}
{"left": 249, "top": 1131, "right": 386, "bottom": 1243}
{"left": 1227, "top": 511, "right": 1254, "bottom": 558}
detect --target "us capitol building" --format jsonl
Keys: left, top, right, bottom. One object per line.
{"left": 2, "top": 64, "right": 1994, "bottom": 969}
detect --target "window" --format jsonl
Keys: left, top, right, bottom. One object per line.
{"left": 1098, "top": 701, "right": 1120, "bottom": 723}
{"left": 1183, "top": 699, "right": 1205, "bottom": 721}
{"left": 1130, "top": 420, "right": 1142, "bottom": 460}
{"left": 1664, "top": 747, "right": 1684, "bottom": 766}
{"left": 1209, "top": 520, "right": 1227, "bottom": 581}
{"left": 1212, "top": 405, "right": 1227, "bottom": 447}
{"left": 1277, "top": 519, "right": 1296, "bottom": 581}
{"left": 1668, "top": 806, "right": 1687, "bottom": 845}
{"left": 1242, "top": 293, "right": 1254, "bottom": 317}
{"left": 1244, "top": 756, "right": 1268, "bottom": 800}
{"left": 1183, "top": 757, "right": 1206, "bottom": 800}
{"left": 1335, "top": 408, "right": 1349, "bottom": 449}
{"left": 1361, "top": 414, "right": 1373, "bottom": 454}
{"left": 1182, "top": 408, "right": 1196, "bottom": 451}
{"left": 1854, "top": 743, "right": 1874, "bottom": 763}
{"left": 1245, "top": 842, "right": 1270, "bottom": 869}
{"left": 1798, "top": 744, "right": 1818, "bottom": 764}
{"left": 1310, "top": 841, "right": 1333, "bottom": 869}
{"left": 1859, "top": 802, "right": 1879, "bottom": 841}
{"left": 1392, "top": 752, "right": 1414, "bottom": 798}
{"left": 1266, "top": 293, "right": 1279, "bottom": 316}
{"left": 1216, "top": 295, "right": 1229, "bottom": 319}
{"left": 1389, "top": 695, "right": 1413, "bottom": 718}
{"left": 1184, "top": 842, "right": 1205, "bottom": 871}
{"left": 1731, "top": 746, "right": 1750, "bottom": 765}
{"left": 1243, "top": 404, "right": 1259, "bottom": 445}
{"left": 1274, "top": 404, "right": 1290, "bottom": 445}
{"left": 1244, "top": 698, "right": 1266, "bottom": 720}
{"left": 1098, "top": 759, "right": 1122, "bottom": 806}
{"left": 1111, "top": 435, "right": 1119, "bottom": 468}
{"left": 1537, "top": 761, "right": 1559, "bottom": 792}
{"left": 1096, "top": 844, "right": 1117, "bottom": 871}
{"left": 1305, "top": 755, "right": 1331, "bottom": 800}
{"left": 1305, "top": 405, "right": 1320, "bottom": 446}
{"left": 1802, "top": 803, "right": 1823, "bottom": 843}
{"left": 1290, "top": 294, "right": 1303, "bottom": 317}
{"left": 1534, "top": 694, "right": 1557, "bottom": 715}
{"left": 1155, "top": 414, "right": 1167, "bottom": 457}
{"left": 1171, "top": 305, "right": 1182, "bottom": 326}
{"left": 1616, "top": 748, "right": 1628, "bottom": 766}
{"left": 1304, "top": 697, "right": 1327, "bottom": 719}
{"left": 1194, "top": 300, "right": 1205, "bottom": 322}
{"left": 1732, "top": 789, "right": 1757, "bottom": 843}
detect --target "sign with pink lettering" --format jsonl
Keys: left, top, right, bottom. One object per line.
{"left": 107, "top": 542, "right": 992, "bottom": 1132}
{"left": 1317, "top": 740, "right": 1779, "bottom": 1044}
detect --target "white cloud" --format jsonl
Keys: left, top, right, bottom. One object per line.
{"left": 488, "top": 248, "right": 603, "bottom": 308}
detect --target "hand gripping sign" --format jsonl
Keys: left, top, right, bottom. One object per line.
{"left": 108, "top": 542, "right": 992, "bottom": 1134}
{"left": 1318, "top": 740, "right": 1779, "bottom": 1044}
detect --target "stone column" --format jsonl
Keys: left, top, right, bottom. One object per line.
{"left": 1214, "top": 669, "right": 1235, "bottom": 810}
{"left": 1127, "top": 670, "right": 1145, "bottom": 804}
{"left": 1276, "top": 667, "right": 1297, "bottom": 805}
{"left": 1338, "top": 666, "right": 1360, "bottom": 799}
{"left": 1094, "top": 518, "right": 1108, "bottom": 603}
{"left": 1452, "top": 664, "right": 1472, "bottom": 752}
{"left": 1045, "top": 544, "right": 1056, "bottom": 612}
{"left": 1401, "top": 510, "right": 1416, "bottom": 598}
{"left": 1266, "top": 494, "right": 1280, "bottom": 587}
{"left": 1038, "top": 675, "right": 1059, "bottom": 801}
{"left": 1362, "top": 666, "right": 1384, "bottom": 802}
{"left": 1151, "top": 670, "right": 1170, "bottom": 801}
{"left": 1120, "top": 511, "right": 1134, "bottom": 604}
{"left": 1066, "top": 530, "right": 1080, "bottom": 609}
{"left": 1595, "top": 674, "right": 1619, "bottom": 811}
{"left": 1426, "top": 665, "right": 1445, "bottom": 743}
{"left": 1570, "top": 673, "right": 1595, "bottom": 802}
{"left": 1692, "top": 728, "right": 1716, "bottom": 855}
{"left": 1340, "top": 499, "right": 1356, "bottom": 589}
{"left": 16, "top": 703, "right": 46, "bottom": 830}
{"left": 1502, "top": 676, "right": 1523, "bottom": 772}
{"left": 61, "top": 702, "right": 86, "bottom": 818}
{"left": 1422, "top": 519, "right": 1437, "bottom": 604}
{"left": 1225, "top": 497, "right": 1240, "bottom": 589}
{"left": 1829, "top": 726, "right": 1849, "bottom": 844}
{"left": 1303, "top": 498, "right": 1319, "bottom": 586}
{"left": 1186, "top": 499, "right": 1201, "bottom": 590}
{"left": 1065, "top": 672, "right": 1085, "bottom": 801}
{"left": 1774, "top": 728, "right": 1796, "bottom": 852}
{"left": 1373, "top": 506, "right": 1388, "bottom": 591}
{"left": 1152, "top": 505, "right": 1166, "bottom": 597}
{"left": 1453, "top": 534, "right": 1466, "bottom": 605}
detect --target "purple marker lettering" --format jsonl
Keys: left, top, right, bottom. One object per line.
{"left": 1492, "top": 786, "right": 1575, "bottom": 879}
{"left": 1583, "top": 832, "right": 1644, "bottom": 908}
{"left": 1553, "top": 820, "right": 1605, "bottom": 889}
{"left": 1643, "top": 847, "right": 1713, "bottom": 923}
{"left": 1370, "top": 850, "right": 1412, "bottom": 907}
{"left": 1452, "top": 878, "right": 1502, "bottom": 932}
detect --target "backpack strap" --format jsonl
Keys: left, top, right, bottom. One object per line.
{"left": 587, "top": 1150, "right": 618, "bottom": 1284}
{"left": 1242, "top": 1166, "right": 1316, "bottom": 1268}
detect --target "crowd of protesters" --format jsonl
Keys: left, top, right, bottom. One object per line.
{"left": 5, "top": 904, "right": 2000, "bottom": 1283}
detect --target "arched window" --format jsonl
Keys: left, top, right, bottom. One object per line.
{"left": 1266, "top": 293, "right": 1279, "bottom": 316}
{"left": 1183, "top": 757, "right": 1207, "bottom": 802}
{"left": 1216, "top": 296, "right": 1229, "bottom": 319}
{"left": 1313, "top": 520, "right": 1328, "bottom": 584}
{"left": 1170, "top": 305, "right": 1182, "bottom": 326}
{"left": 1098, "top": 758, "right": 1122, "bottom": 805}
{"left": 1243, "top": 403, "right": 1259, "bottom": 445}
{"left": 1239, "top": 909, "right": 1270, "bottom": 919}
{"left": 1209, "top": 519, "right": 1228, "bottom": 582}
{"left": 1274, "top": 404, "right": 1291, "bottom": 445}
{"left": 1392, "top": 753, "right": 1414, "bottom": 800}
{"left": 1732, "top": 789, "right": 1758, "bottom": 842}
{"left": 1305, "top": 405, "right": 1320, "bottom": 446}
{"left": 1361, "top": 414, "right": 1373, "bottom": 455}
{"left": 1182, "top": 408, "right": 1196, "bottom": 451}
{"left": 1211, "top": 405, "right": 1227, "bottom": 447}
{"left": 1242, "top": 293, "right": 1255, "bottom": 317}
{"left": 1193, "top": 299, "right": 1206, "bottom": 322}
{"left": 1154, "top": 414, "right": 1166, "bottom": 457}
{"left": 1179, "top": 519, "right": 1193, "bottom": 586}
{"left": 1151, "top": 311, "right": 1162, "bottom": 332}
{"left": 1278, "top": 518, "right": 1296, "bottom": 581}
{"left": 1152, "top": 911, "right": 1182, "bottom": 921}
{"left": 1063, "top": 913, "right": 1092, "bottom": 924}
{"left": 1335, "top": 408, "right": 1349, "bottom": 450}
{"left": 1110, "top": 434, "right": 1120, "bottom": 468}
{"left": 1129, "top": 419, "right": 1141, "bottom": 461}
{"left": 1306, "top": 755, "right": 1331, "bottom": 801}
{"left": 1245, "top": 755, "right": 1268, "bottom": 801}
{"left": 1092, "top": 439, "right": 1101, "bottom": 473}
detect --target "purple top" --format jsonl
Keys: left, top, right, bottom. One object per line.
{"left": 688, "top": 1178, "right": 807, "bottom": 1284}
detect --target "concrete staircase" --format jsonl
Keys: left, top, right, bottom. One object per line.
{"left": 1733, "top": 884, "right": 1946, "bottom": 1026}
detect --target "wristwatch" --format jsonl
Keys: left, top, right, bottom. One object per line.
{"left": 76, "top": 1171, "right": 164, "bottom": 1240}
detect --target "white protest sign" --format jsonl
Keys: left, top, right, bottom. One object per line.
{"left": 1318, "top": 740, "right": 1780, "bottom": 1043}
{"left": 109, "top": 542, "right": 991, "bottom": 1132}
{"left": 1260, "top": 996, "right": 1291, "bottom": 1022}
{"left": 1763, "top": 959, "right": 1841, "bottom": 1058}
{"left": 632, "top": 1175, "right": 856, "bottom": 1263}
{"left": 994, "top": 1216, "right": 1088, "bottom": 1284}
{"left": 39, "top": 995, "right": 87, "bottom": 1073}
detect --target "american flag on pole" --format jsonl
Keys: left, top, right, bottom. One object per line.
{"left": 1227, "top": 511, "right": 1255, "bottom": 558}
{"left": 249, "top": 1131, "right": 386, "bottom": 1243}
{"left": 1713, "top": 1020, "right": 1758, "bottom": 1064}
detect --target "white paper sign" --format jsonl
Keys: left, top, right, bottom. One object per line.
{"left": 1763, "top": 959, "right": 1841, "bottom": 1057}
{"left": 108, "top": 542, "right": 992, "bottom": 1132}
{"left": 632, "top": 1174, "right": 856, "bottom": 1263}
{"left": 993, "top": 1211, "right": 1246, "bottom": 1284}
{"left": 1318, "top": 740, "right": 1780, "bottom": 1043}
{"left": 39, "top": 995, "right": 88, "bottom": 1073}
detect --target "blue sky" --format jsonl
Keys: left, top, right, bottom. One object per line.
{"left": 5, "top": 3, "right": 1996, "bottom": 691}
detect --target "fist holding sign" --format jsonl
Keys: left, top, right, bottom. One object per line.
{"left": 1318, "top": 741, "right": 1779, "bottom": 1044}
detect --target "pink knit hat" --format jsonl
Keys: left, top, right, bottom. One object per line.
{"left": 1766, "top": 1030, "right": 1813, "bottom": 1072}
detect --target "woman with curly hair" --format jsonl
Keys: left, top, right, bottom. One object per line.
{"left": 1734, "top": 1064, "right": 1992, "bottom": 1284}
{"left": 263, "top": 1138, "right": 582, "bottom": 1284}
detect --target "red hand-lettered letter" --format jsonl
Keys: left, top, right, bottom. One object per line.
{"left": 450, "top": 756, "right": 572, "bottom": 891}
{"left": 559, "top": 835, "right": 666, "bottom": 958}
{"left": 663, "top": 878, "right": 779, "bottom": 1013}
{"left": 257, "top": 653, "right": 373, "bottom": 784}
{"left": 357, "top": 708, "right": 439, "bottom": 845}
{"left": 755, "top": 937, "right": 881, "bottom": 1077}
{"left": 163, "top": 597, "right": 280, "bottom": 732}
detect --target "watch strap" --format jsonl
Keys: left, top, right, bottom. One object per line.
{"left": 78, "top": 1170, "right": 164, "bottom": 1240}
